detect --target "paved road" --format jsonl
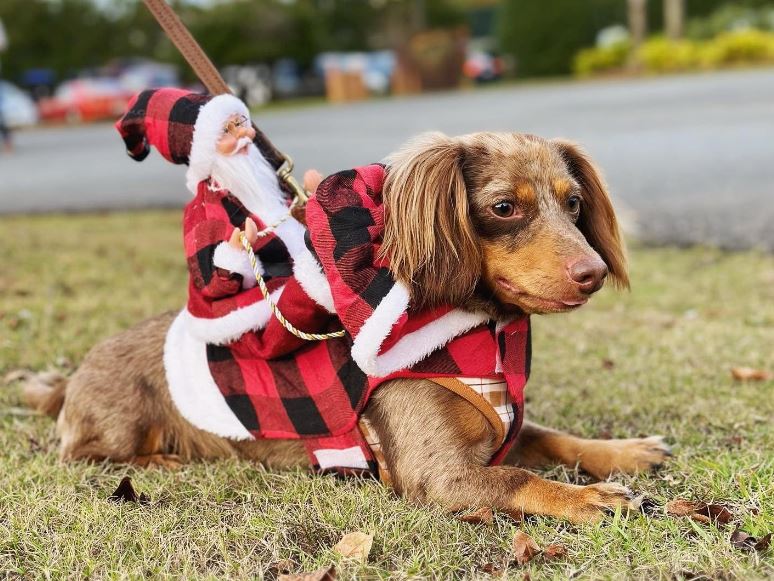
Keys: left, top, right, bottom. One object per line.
{"left": 1, "top": 69, "right": 773, "bottom": 249}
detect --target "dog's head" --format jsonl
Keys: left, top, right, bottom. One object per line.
{"left": 382, "top": 132, "right": 628, "bottom": 316}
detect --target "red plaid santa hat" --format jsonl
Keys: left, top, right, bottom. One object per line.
{"left": 115, "top": 87, "right": 250, "bottom": 193}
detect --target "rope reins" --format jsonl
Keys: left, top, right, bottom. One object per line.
{"left": 239, "top": 230, "right": 346, "bottom": 341}
{"left": 143, "top": 0, "right": 343, "bottom": 340}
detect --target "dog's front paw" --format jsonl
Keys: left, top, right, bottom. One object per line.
{"left": 579, "top": 436, "right": 672, "bottom": 480}
{"left": 563, "top": 482, "right": 634, "bottom": 523}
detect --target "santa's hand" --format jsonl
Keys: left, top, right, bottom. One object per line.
{"left": 228, "top": 218, "right": 259, "bottom": 250}
{"left": 303, "top": 169, "right": 324, "bottom": 195}
{"left": 244, "top": 218, "right": 258, "bottom": 245}
{"left": 228, "top": 227, "right": 243, "bottom": 250}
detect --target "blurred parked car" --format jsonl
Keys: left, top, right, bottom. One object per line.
{"left": 37, "top": 78, "right": 133, "bottom": 124}
{"left": 0, "top": 81, "right": 39, "bottom": 127}
{"left": 463, "top": 50, "right": 504, "bottom": 83}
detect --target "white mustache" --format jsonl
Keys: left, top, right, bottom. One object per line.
{"left": 227, "top": 137, "right": 253, "bottom": 155}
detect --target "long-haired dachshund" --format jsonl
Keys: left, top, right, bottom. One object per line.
{"left": 25, "top": 132, "right": 670, "bottom": 523}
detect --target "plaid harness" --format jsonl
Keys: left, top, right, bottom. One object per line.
{"left": 171, "top": 165, "right": 532, "bottom": 479}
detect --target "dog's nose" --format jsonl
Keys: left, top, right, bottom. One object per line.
{"left": 567, "top": 257, "right": 608, "bottom": 294}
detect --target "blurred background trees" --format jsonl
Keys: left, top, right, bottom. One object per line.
{"left": 1, "top": 0, "right": 773, "bottom": 96}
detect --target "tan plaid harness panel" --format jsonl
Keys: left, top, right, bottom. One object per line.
{"left": 358, "top": 377, "right": 515, "bottom": 485}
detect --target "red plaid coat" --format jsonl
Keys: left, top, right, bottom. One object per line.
{"left": 167, "top": 168, "right": 531, "bottom": 477}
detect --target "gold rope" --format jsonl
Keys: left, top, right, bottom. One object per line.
{"left": 239, "top": 232, "right": 345, "bottom": 341}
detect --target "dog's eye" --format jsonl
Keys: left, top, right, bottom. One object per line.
{"left": 567, "top": 195, "right": 581, "bottom": 215}
{"left": 492, "top": 201, "right": 515, "bottom": 218}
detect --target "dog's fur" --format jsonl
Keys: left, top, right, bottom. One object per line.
{"left": 25, "top": 132, "right": 670, "bottom": 523}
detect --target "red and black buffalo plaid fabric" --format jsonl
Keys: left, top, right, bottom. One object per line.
{"left": 177, "top": 165, "right": 531, "bottom": 477}
{"left": 116, "top": 88, "right": 210, "bottom": 165}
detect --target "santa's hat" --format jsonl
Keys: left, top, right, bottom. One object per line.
{"left": 115, "top": 88, "right": 250, "bottom": 193}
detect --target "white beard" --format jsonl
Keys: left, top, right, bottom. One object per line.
{"left": 210, "top": 141, "right": 289, "bottom": 224}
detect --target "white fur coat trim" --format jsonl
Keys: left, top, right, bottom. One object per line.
{"left": 350, "top": 282, "right": 490, "bottom": 377}
{"left": 273, "top": 218, "right": 336, "bottom": 314}
{"left": 184, "top": 286, "right": 284, "bottom": 345}
{"left": 212, "top": 241, "right": 259, "bottom": 290}
{"left": 165, "top": 310, "right": 254, "bottom": 440}
{"left": 186, "top": 94, "right": 250, "bottom": 194}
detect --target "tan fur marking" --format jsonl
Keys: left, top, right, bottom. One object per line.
{"left": 552, "top": 178, "right": 573, "bottom": 197}
{"left": 515, "top": 180, "right": 537, "bottom": 205}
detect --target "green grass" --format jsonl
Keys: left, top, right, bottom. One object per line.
{"left": 1, "top": 211, "right": 772, "bottom": 579}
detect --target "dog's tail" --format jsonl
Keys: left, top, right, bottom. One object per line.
{"left": 21, "top": 371, "right": 67, "bottom": 418}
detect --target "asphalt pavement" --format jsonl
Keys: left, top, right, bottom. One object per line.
{"left": 1, "top": 69, "right": 773, "bottom": 250}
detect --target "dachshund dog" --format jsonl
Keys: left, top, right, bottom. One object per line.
{"left": 25, "top": 132, "right": 670, "bottom": 523}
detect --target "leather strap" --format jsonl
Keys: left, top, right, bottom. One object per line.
{"left": 141, "top": 0, "right": 289, "bottom": 172}
{"left": 428, "top": 378, "right": 505, "bottom": 445}
{"left": 143, "top": 0, "right": 229, "bottom": 96}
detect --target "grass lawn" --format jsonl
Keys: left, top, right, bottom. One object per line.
{"left": 1, "top": 211, "right": 772, "bottom": 580}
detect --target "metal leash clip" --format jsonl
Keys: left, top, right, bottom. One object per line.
{"left": 276, "top": 153, "right": 309, "bottom": 205}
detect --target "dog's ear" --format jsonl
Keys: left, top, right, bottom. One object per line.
{"left": 382, "top": 132, "right": 481, "bottom": 308}
{"left": 554, "top": 140, "right": 630, "bottom": 289}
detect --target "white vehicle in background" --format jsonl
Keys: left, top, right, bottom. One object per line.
{"left": 0, "top": 81, "right": 39, "bottom": 127}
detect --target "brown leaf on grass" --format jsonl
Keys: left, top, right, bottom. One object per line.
{"left": 731, "top": 367, "right": 772, "bottom": 381}
{"left": 602, "top": 359, "right": 615, "bottom": 370}
{"left": 666, "top": 499, "right": 699, "bottom": 516}
{"left": 108, "top": 476, "right": 150, "bottom": 505}
{"left": 512, "top": 531, "right": 540, "bottom": 566}
{"left": 264, "top": 559, "right": 295, "bottom": 581}
{"left": 458, "top": 507, "right": 494, "bottom": 525}
{"left": 730, "top": 529, "right": 772, "bottom": 552}
{"left": 479, "top": 562, "right": 504, "bottom": 576}
{"left": 543, "top": 543, "right": 568, "bottom": 561}
{"left": 333, "top": 532, "right": 373, "bottom": 563}
{"left": 502, "top": 508, "right": 525, "bottom": 523}
{"left": 666, "top": 499, "right": 733, "bottom": 525}
{"left": 279, "top": 565, "right": 336, "bottom": 581}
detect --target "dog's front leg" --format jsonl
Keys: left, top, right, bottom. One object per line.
{"left": 507, "top": 421, "right": 672, "bottom": 480}
{"left": 366, "top": 380, "right": 634, "bottom": 523}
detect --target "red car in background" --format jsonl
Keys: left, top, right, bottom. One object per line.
{"left": 37, "top": 78, "right": 133, "bottom": 124}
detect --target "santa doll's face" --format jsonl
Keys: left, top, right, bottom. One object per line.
{"left": 216, "top": 114, "right": 256, "bottom": 156}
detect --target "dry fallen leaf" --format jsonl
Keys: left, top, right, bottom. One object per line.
{"left": 666, "top": 499, "right": 699, "bottom": 516}
{"left": 333, "top": 532, "right": 373, "bottom": 563}
{"left": 512, "top": 531, "right": 540, "bottom": 566}
{"left": 666, "top": 499, "right": 733, "bottom": 525}
{"left": 479, "top": 562, "right": 504, "bottom": 576}
{"left": 730, "top": 529, "right": 772, "bottom": 552}
{"left": 459, "top": 507, "right": 494, "bottom": 525}
{"left": 731, "top": 367, "right": 772, "bottom": 381}
{"left": 502, "top": 508, "right": 525, "bottom": 523}
{"left": 279, "top": 565, "right": 336, "bottom": 581}
{"left": 543, "top": 543, "right": 568, "bottom": 561}
{"left": 264, "top": 559, "right": 295, "bottom": 581}
{"left": 108, "top": 476, "right": 150, "bottom": 505}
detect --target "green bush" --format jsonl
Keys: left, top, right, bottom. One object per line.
{"left": 697, "top": 29, "right": 774, "bottom": 67}
{"left": 573, "top": 41, "right": 631, "bottom": 77}
{"left": 637, "top": 37, "right": 701, "bottom": 73}
{"left": 574, "top": 29, "right": 774, "bottom": 77}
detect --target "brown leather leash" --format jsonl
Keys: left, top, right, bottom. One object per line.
{"left": 142, "top": 0, "right": 309, "bottom": 203}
